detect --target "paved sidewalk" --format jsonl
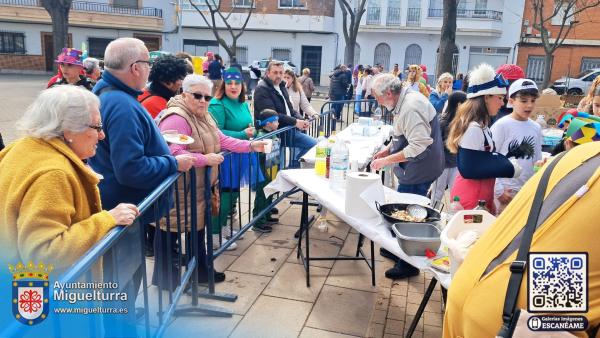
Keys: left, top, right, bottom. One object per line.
{"left": 146, "top": 196, "right": 444, "bottom": 337}
{"left": 0, "top": 74, "right": 49, "bottom": 144}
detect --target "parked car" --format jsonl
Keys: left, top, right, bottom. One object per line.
{"left": 251, "top": 59, "right": 298, "bottom": 77}
{"left": 551, "top": 68, "right": 600, "bottom": 95}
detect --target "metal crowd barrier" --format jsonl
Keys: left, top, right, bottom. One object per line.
{"left": 1, "top": 169, "right": 234, "bottom": 338}
{"left": 5, "top": 103, "right": 389, "bottom": 338}
{"left": 204, "top": 101, "right": 389, "bottom": 295}
{"left": 318, "top": 99, "right": 391, "bottom": 132}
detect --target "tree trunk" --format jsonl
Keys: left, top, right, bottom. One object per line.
{"left": 41, "top": 0, "right": 72, "bottom": 73}
{"left": 344, "top": 38, "right": 356, "bottom": 65}
{"left": 542, "top": 52, "right": 553, "bottom": 89}
{"left": 436, "top": 0, "right": 457, "bottom": 77}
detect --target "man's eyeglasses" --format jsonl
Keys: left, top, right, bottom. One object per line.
{"left": 89, "top": 123, "right": 103, "bottom": 132}
{"left": 190, "top": 93, "right": 213, "bottom": 101}
{"left": 130, "top": 60, "right": 151, "bottom": 68}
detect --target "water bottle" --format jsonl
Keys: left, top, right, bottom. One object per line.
{"left": 535, "top": 114, "right": 547, "bottom": 129}
{"left": 447, "top": 196, "right": 464, "bottom": 221}
{"left": 314, "top": 131, "right": 328, "bottom": 177}
{"left": 326, "top": 131, "right": 336, "bottom": 178}
{"left": 330, "top": 140, "right": 349, "bottom": 191}
{"left": 317, "top": 207, "right": 328, "bottom": 232}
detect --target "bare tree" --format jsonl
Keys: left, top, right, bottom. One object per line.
{"left": 337, "top": 0, "right": 367, "bottom": 65}
{"left": 436, "top": 0, "right": 457, "bottom": 77}
{"left": 530, "top": 0, "right": 600, "bottom": 88}
{"left": 188, "top": 0, "right": 255, "bottom": 61}
{"left": 41, "top": 0, "right": 73, "bottom": 72}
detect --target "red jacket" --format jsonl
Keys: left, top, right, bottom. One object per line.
{"left": 138, "top": 89, "right": 168, "bottom": 119}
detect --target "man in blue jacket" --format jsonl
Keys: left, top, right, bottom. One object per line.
{"left": 88, "top": 37, "right": 194, "bottom": 336}
{"left": 90, "top": 37, "right": 194, "bottom": 224}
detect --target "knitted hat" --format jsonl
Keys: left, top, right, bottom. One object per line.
{"left": 496, "top": 64, "right": 525, "bottom": 81}
{"left": 223, "top": 67, "right": 242, "bottom": 82}
{"left": 55, "top": 48, "right": 83, "bottom": 67}
{"left": 466, "top": 63, "right": 509, "bottom": 99}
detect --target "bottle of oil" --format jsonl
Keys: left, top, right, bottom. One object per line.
{"left": 314, "top": 131, "right": 328, "bottom": 176}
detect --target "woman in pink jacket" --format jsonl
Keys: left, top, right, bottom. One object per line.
{"left": 154, "top": 74, "right": 267, "bottom": 289}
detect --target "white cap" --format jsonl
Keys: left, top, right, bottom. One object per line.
{"left": 506, "top": 78, "right": 539, "bottom": 108}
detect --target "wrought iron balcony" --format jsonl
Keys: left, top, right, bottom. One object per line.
{"left": 0, "top": 0, "right": 163, "bottom": 18}
{"left": 406, "top": 7, "right": 421, "bottom": 27}
{"left": 427, "top": 8, "right": 502, "bottom": 21}
{"left": 366, "top": 6, "right": 381, "bottom": 25}
{"left": 386, "top": 7, "right": 401, "bottom": 26}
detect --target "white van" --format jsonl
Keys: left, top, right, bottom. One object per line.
{"left": 551, "top": 68, "right": 600, "bottom": 95}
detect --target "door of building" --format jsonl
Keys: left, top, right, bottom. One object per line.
{"left": 301, "top": 45, "right": 322, "bottom": 86}
{"left": 134, "top": 34, "right": 161, "bottom": 52}
{"left": 42, "top": 32, "right": 73, "bottom": 71}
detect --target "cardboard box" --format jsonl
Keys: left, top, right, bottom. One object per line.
{"left": 533, "top": 94, "right": 567, "bottom": 125}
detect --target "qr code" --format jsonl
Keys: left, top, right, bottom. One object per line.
{"left": 528, "top": 253, "right": 587, "bottom": 312}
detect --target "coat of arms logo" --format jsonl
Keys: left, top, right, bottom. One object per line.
{"left": 9, "top": 261, "right": 53, "bottom": 325}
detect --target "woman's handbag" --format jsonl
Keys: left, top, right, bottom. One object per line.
{"left": 496, "top": 151, "right": 577, "bottom": 338}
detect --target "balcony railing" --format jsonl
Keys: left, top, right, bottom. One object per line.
{"left": 366, "top": 6, "right": 381, "bottom": 25}
{"left": 428, "top": 8, "right": 503, "bottom": 21}
{"left": 0, "top": 0, "right": 163, "bottom": 18}
{"left": 386, "top": 7, "right": 401, "bottom": 26}
{"left": 406, "top": 7, "right": 421, "bottom": 27}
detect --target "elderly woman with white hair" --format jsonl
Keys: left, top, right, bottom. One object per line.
{"left": 153, "top": 74, "right": 268, "bottom": 288}
{"left": 0, "top": 85, "right": 139, "bottom": 273}
{"left": 429, "top": 72, "right": 453, "bottom": 113}
{"left": 83, "top": 57, "right": 102, "bottom": 82}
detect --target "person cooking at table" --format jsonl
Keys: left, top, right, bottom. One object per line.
{"left": 370, "top": 73, "right": 445, "bottom": 280}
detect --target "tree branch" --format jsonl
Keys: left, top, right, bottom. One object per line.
{"left": 337, "top": 0, "right": 351, "bottom": 41}
{"left": 234, "top": 0, "right": 255, "bottom": 39}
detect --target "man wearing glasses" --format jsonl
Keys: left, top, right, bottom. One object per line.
{"left": 87, "top": 37, "right": 194, "bottom": 337}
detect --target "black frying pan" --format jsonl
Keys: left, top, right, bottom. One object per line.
{"left": 375, "top": 202, "right": 441, "bottom": 225}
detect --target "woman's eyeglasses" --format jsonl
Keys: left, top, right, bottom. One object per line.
{"left": 225, "top": 80, "right": 241, "bottom": 85}
{"left": 191, "top": 93, "right": 213, "bottom": 101}
{"left": 89, "top": 123, "right": 103, "bottom": 132}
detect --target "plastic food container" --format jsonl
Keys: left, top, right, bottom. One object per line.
{"left": 392, "top": 222, "right": 441, "bottom": 256}
{"left": 440, "top": 209, "right": 496, "bottom": 277}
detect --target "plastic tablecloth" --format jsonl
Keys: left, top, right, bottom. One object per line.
{"left": 265, "top": 169, "right": 451, "bottom": 289}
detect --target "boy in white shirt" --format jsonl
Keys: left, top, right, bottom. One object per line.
{"left": 491, "top": 79, "right": 543, "bottom": 213}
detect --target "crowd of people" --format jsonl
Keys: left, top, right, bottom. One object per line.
{"left": 1, "top": 38, "right": 599, "bottom": 336}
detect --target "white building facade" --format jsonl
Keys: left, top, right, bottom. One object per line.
{"left": 344, "top": 0, "right": 525, "bottom": 83}
{"left": 0, "top": 0, "right": 524, "bottom": 86}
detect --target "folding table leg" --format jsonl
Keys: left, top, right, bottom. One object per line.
{"left": 406, "top": 278, "right": 437, "bottom": 338}
{"left": 355, "top": 233, "right": 365, "bottom": 257}
{"left": 370, "top": 240, "right": 375, "bottom": 286}
{"left": 302, "top": 192, "right": 311, "bottom": 287}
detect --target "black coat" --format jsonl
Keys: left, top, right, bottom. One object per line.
{"left": 329, "top": 69, "right": 349, "bottom": 97}
{"left": 253, "top": 77, "right": 302, "bottom": 128}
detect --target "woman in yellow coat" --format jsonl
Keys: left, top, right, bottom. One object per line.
{"left": 0, "top": 85, "right": 139, "bottom": 274}
{"left": 443, "top": 141, "right": 600, "bottom": 337}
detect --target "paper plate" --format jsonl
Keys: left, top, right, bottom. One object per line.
{"left": 163, "top": 133, "right": 194, "bottom": 145}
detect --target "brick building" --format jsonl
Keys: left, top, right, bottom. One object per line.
{"left": 516, "top": 0, "right": 600, "bottom": 88}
